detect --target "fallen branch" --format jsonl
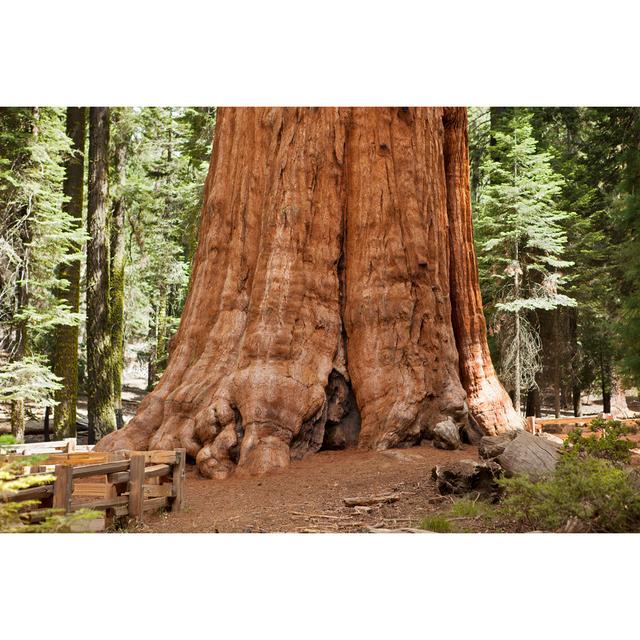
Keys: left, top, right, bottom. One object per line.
{"left": 344, "top": 494, "right": 399, "bottom": 507}
{"left": 290, "top": 511, "right": 342, "bottom": 519}
{"left": 366, "top": 527, "right": 430, "bottom": 534}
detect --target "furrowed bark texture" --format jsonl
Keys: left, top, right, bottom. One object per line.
{"left": 110, "top": 109, "right": 128, "bottom": 430}
{"left": 52, "top": 106, "right": 86, "bottom": 439}
{"left": 96, "top": 108, "right": 520, "bottom": 476}
{"left": 87, "top": 107, "right": 116, "bottom": 442}
{"left": 442, "top": 108, "right": 523, "bottom": 438}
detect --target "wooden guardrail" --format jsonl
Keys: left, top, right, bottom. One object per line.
{"left": 526, "top": 414, "right": 640, "bottom": 435}
{"left": 2, "top": 449, "right": 186, "bottom": 530}
{"left": 0, "top": 437, "right": 93, "bottom": 456}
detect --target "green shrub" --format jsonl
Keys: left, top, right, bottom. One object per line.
{"left": 0, "top": 434, "right": 18, "bottom": 447}
{"left": 419, "top": 515, "right": 453, "bottom": 533}
{"left": 499, "top": 456, "right": 640, "bottom": 532}
{"left": 563, "top": 418, "right": 636, "bottom": 464}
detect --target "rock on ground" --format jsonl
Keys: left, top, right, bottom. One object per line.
{"left": 537, "top": 432, "right": 564, "bottom": 446}
{"left": 496, "top": 431, "right": 561, "bottom": 480}
{"left": 431, "top": 419, "right": 462, "bottom": 450}
{"left": 478, "top": 432, "right": 517, "bottom": 460}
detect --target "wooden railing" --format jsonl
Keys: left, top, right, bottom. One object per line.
{"left": 2, "top": 449, "right": 186, "bottom": 530}
{"left": 0, "top": 437, "right": 92, "bottom": 456}
{"left": 525, "top": 415, "right": 640, "bottom": 435}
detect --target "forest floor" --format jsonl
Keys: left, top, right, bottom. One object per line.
{"left": 2, "top": 365, "right": 640, "bottom": 533}
{"left": 139, "top": 443, "right": 502, "bottom": 533}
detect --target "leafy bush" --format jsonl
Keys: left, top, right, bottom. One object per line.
{"left": 0, "top": 434, "right": 18, "bottom": 448}
{"left": 563, "top": 418, "right": 636, "bottom": 464}
{"left": 499, "top": 455, "right": 640, "bottom": 532}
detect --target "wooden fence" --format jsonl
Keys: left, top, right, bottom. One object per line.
{"left": 526, "top": 414, "right": 640, "bottom": 435}
{"left": 1, "top": 449, "right": 186, "bottom": 530}
{"left": 1, "top": 437, "right": 93, "bottom": 457}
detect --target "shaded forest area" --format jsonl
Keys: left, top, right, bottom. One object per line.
{"left": 0, "top": 106, "right": 639, "bottom": 445}
{"left": 0, "top": 107, "right": 216, "bottom": 442}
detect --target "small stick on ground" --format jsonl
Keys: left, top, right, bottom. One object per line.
{"left": 290, "top": 511, "right": 343, "bottom": 519}
{"left": 344, "top": 494, "right": 400, "bottom": 507}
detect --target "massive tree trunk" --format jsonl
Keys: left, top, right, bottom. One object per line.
{"left": 87, "top": 107, "right": 116, "bottom": 443}
{"left": 52, "top": 106, "right": 86, "bottom": 439}
{"left": 96, "top": 107, "right": 521, "bottom": 476}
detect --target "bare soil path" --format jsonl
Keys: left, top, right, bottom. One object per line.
{"left": 141, "top": 444, "right": 479, "bottom": 533}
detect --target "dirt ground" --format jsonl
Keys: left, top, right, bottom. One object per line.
{"left": 139, "top": 444, "right": 483, "bottom": 533}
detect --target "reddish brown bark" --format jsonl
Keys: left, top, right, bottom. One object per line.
{"left": 96, "top": 107, "right": 521, "bottom": 477}
{"left": 443, "top": 108, "right": 523, "bottom": 438}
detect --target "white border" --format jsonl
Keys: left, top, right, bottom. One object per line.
{"left": 2, "top": 2, "right": 638, "bottom": 637}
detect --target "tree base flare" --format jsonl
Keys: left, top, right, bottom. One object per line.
{"left": 96, "top": 108, "right": 521, "bottom": 477}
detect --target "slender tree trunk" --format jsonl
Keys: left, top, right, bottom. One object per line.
{"left": 155, "top": 284, "right": 168, "bottom": 375}
{"left": 87, "top": 107, "right": 115, "bottom": 443}
{"left": 43, "top": 405, "right": 51, "bottom": 442}
{"left": 513, "top": 272, "right": 521, "bottom": 414}
{"left": 600, "top": 349, "right": 612, "bottom": 414}
{"left": 572, "top": 385, "right": 582, "bottom": 417}
{"left": 147, "top": 305, "right": 157, "bottom": 392}
{"left": 553, "top": 308, "right": 561, "bottom": 418}
{"left": 52, "top": 107, "right": 86, "bottom": 439}
{"left": 110, "top": 110, "right": 128, "bottom": 430}
{"left": 525, "top": 387, "right": 539, "bottom": 417}
{"left": 567, "top": 308, "right": 582, "bottom": 416}
{"left": 97, "top": 108, "right": 521, "bottom": 476}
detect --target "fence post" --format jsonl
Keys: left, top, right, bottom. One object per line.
{"left": 128, "top": 453, "right": 145, "bottom": 522}
{"left": 171, "top": 449, "right": 186, "bottom": 512}
{"left": 525, "top": 416, "right": 536, "bottom": 435}
{"left": 53, "top": 464, "right": 73, "bottom": 513}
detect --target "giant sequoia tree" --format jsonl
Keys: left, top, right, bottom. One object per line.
{"left": 96, "top": 107, "right": 521, "bottom": 477}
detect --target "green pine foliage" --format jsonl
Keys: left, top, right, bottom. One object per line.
{"left": 0, "top": 108, "right": 85, "bottom": 349}
{"left": 615, "top": 109, "right": 640, "bottom": 381}
{"left": 477, "top": 111, "right": 575, "bottom": 313}
{"left": 121, "top": 107, "right": 215, "bottom": 383}
{"left": 0, "top": 355, "right": 62, "bottom": 408}
{"left": 474, "top": 110, "right": 575, "bottom": 397}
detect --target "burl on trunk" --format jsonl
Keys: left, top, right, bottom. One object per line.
{"left": 96, "top": 107, "right": 521, "bottom": 477}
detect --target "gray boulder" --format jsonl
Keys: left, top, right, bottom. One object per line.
{"left": 478, "top": 432, "right": 518, "bottom": 460}
{"left": 496, "top": 431, "right": 561, "bottom": 480}
{"left": 538, "top": 432, "right": 564, "bottom": 446}
{"left": 431, "top": 419, "right": 462, "bottom": 450}
{"left": 431, "top": 459, "right": 502, "bottom": 496}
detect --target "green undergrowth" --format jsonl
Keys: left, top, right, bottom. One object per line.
{"left": 418, "top": 514, "right": 454, "bottom": 533}
{"left": 498, "top": 419, "right": 640, "bottom": 532}
{"left": 419, "top": 496, "right": 497, "bottom": 533}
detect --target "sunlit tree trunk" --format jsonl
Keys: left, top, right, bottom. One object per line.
{"left": 97, "top": 108, "right": 521, "bottom": 475}
{"left": 87, "top": 107, "right": 115, "bottom": 442}
{"left": 52, "top": 106, "right": 86, "bottom": 438}
{"left": 110, "top": 109, "right": 128, "bottom": 429}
